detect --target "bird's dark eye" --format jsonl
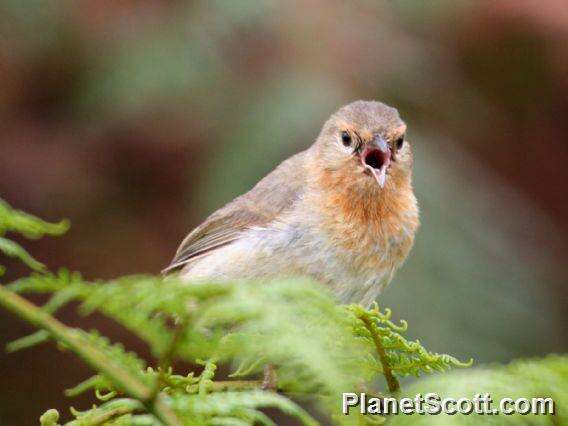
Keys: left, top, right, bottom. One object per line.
{"left": 341, "top": 131, "right": 352, "bottom": 147}
{"left": 395, "top": 136, "right": 404, "bottom": 150}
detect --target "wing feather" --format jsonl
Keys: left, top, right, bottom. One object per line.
{"left": 163, "top": 150, "right": 308, "bottom": 273}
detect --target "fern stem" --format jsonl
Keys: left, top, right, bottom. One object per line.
{"left": 80, "top": 406, "right": 134, "bottom": 425}
{"left": 358, "top": 313, "right": 400, "bottom": 393}
{"left": 0, "top": 285, "right": 182, "bottom": 426}
{"left": 149, "top": 317, "right": 188, "bottom": 401}
{"left": 186, "top": 380, "right": 263, "bottom": 393}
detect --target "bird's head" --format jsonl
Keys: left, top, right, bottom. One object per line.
{"left": 312, "top": 100, "right": 412, "bottom": 192}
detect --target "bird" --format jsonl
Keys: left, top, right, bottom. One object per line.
{"left": 164, "top": 100, "right": 419, "bottom": 307}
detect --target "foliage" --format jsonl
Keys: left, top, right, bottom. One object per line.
{"left": 389, "top": 354, "right": 568, "bottom": 425}
{"left": 0, "top": 199, "right": 69, "bottom": 274}
{"left": 0, "top": 198, "right": 473, "bottom": 425}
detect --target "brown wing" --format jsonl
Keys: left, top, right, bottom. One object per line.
{"left": 163, "top": 150, "right": 308, "bottom": 273}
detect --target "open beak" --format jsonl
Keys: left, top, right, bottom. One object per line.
{"left": 361, "top": 136, "right": 391, "bottom": 188}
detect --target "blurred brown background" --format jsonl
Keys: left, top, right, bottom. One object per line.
{"left": 1, "top": 1, "right": 567, "bottom": 424}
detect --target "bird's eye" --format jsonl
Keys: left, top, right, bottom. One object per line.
{"left": 341, "top": 131, "right": 352, "bottom": 147}
{"left": 395, "top": 135, "right": 404, "bottom": 150}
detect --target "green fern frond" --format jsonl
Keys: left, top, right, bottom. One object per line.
{"left": 66, "top": 398, "right": 145, "bottom": 426}
{"left": 0, "top": 198, "right": 69, "bottom": 239}
{"left": 2, "top": 274, "right": 472, "bottom": 424}
{"left": 7, "top": 269, "right": 83, "bottom": 294}
{"left": 65, "top": 375, "right": 110, "bottom": 398}
{"left": 0, "top": 198, "right": 68, "bottom": 274}
{"left": 170, "top": 390, "right": 318, "bottom": 426}
{"left": 348, "top": 304, "right": 472, "bottom": 381}
{"left": 229, "top": 356, "right": 265, "bottom": 378}
{"left": 39, "top": 409, "right": 60, "bottom": 426}
{"left": 77, "top": 329, "right": 149, "bottom": 383}
{"left": 0, "top": 236, "right": 46, "bottom": 272}
{"left": 389, "top": 354, "right": 568, "bottom": 425}
{"left": 6, "top": 329, "right": 50, "bottom": 353}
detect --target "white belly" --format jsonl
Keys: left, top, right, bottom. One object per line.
{"left": 181, "top": 223, "right": 397, "bottom": 307}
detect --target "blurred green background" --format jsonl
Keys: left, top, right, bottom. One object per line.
{"left": 0, "top": 1, "right": 567, "bottom": 424}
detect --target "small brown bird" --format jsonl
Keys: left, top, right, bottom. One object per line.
{"left": 165, "top": 100, "right": 419, "bottom": 307}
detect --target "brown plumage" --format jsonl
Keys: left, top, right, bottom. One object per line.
{"left": 165, "top": 100, "right": 419, "bottom": 307}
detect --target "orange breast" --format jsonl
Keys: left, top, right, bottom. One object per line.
{"left": 312, "top": 165, "right": 419, "bottom": 273}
